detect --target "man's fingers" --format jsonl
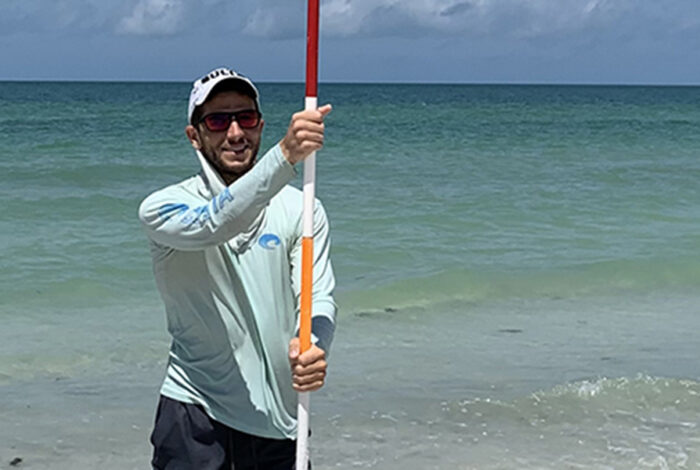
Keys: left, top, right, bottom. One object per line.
{"left": 291, "top": 118, "right": 324, "bottom": 132}
{"left": 280, "top": 103, "right": 332, "bottom": 165}
{"left": 291, "top": 347, "right": 326, "bottom": 376}
{"left": 293, "top": 381, "right": 325, "bottom": 393}
{"left": 293, "top": 359, "right": 327, "bottom": 375}
{"left": 293, "top": 369, "right": 326, "bottom": 384}
{"left": 298, "top": 347, "right": 325, "bottom": 367}
{"left": 292, "top": 126, "right": 325, "bottom": 143}
{"left": 294, "top": 104, "right": 331, "bottom": 123}
{"left": 288, "top": 337, "right": 300, "bottom": 361}
{"left": 292, "top": 368, "right": 327, "bottom": 392}
{"left": 318, "top": 104, "right": 332, "bottom": 117}
{"left": 290, "top": 344, "right": 328, "bottom": 392}
{"left": 287, "top": 119, "right": 325, "bottom": 152}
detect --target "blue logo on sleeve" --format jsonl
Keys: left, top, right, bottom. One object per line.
{"left": 158, "top": 203, "right": 189, "bottom": 221}
{"left": 259, "top": 233, "right": 281, "bottom": 250}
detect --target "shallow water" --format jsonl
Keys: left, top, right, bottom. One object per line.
{"left": 2, "top": 291, "right": 699, "bottom": 469}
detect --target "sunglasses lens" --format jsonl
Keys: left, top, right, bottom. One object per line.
{"left": 236, "top": 111, "right": 259, "bottom": 129}
{"left": 203, "top": 114, "right": 232, "bottom": 132}
{"left": 201, "top": 111, "right": 259, "bottom": 131}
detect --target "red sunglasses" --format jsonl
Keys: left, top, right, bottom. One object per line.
{"left": 198, "top": 110, "right": 261, "bottom": 132}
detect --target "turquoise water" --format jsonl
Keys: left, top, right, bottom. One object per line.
{"left": 1, "top": 83, "right": 699, "bottom": 310}
{"left": 1, "top": 82, "right": 699, "bottom": 468}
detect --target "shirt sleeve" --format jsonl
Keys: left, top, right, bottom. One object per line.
{"left": 290, "top": 200, "right": 337, "bottom": 355}
{"left": 138, "top": 145, "right": 296, "bottom": 251}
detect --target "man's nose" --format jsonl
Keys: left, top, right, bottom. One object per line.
{"left": 226, "top": 120, "right": 244, "bottom": 139}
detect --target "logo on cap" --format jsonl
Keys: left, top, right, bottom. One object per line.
{"left": 200, "top": 68, "right": 239, "bottom": 85}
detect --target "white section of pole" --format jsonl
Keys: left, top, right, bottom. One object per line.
{"left": 302, "top": 96, "right": 318, "bottom": 238}
{"left": 296, "top": 391, "right": 311, "bottom": 470}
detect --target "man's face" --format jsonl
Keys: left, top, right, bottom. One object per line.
{"left": 186, "top": 90, "right": 264, "bottom": 183}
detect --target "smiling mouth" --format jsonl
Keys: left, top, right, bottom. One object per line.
{"left": 222, "top": 144, "right": 249, "bottom": 155}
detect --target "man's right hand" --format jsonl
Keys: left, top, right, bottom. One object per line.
{"left": 279, "top": 104, "right": 332, "bottom": 165}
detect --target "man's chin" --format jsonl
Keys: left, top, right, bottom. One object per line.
{"left": 202, "top": 149, "right": 258, "bottom": 183}
{"left": 220, "top": 159, "right": 256, "bottom": 181}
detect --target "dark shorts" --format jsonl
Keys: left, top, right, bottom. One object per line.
{"left": 150, "top": 395, "right": 308, "bottom": 470}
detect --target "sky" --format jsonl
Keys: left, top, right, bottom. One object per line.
{"left": 1, "top": 0, "right": 699, "bottom": 84}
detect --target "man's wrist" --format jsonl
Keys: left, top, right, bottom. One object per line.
{"left": 278, "top": 139, "right": 292, "bottom": 164}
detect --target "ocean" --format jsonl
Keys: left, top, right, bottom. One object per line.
{"left": 1, "top": 81, "right": 699, "bottom": 469}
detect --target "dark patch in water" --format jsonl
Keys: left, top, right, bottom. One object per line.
{"left": 498, "top": 328, "right": 523, "bottom": 334}
{"left": 600, "top": 356, "right": 613, "bottom": 361}
{"left": 10, "top": 457, "right": 23, "bottom": 466}
{"left": 356, "top": 308, "right": 397, "bottom": 318}
{"left": 65, "top": 386, "right": 101, "bottom": 396}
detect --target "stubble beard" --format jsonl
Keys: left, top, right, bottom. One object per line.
{"left": 203, "top": 141, "right": 260, "bottom": 185}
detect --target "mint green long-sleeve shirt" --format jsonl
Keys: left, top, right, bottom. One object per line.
{"left": 138, "top": 144, "right": 336, "bottom": 439}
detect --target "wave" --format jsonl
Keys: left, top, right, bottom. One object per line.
{"left": 435, "top": 375, "right": 700, "bottom": 469}
{"left": 446, "top": 375, "right": 700, "bottom": 421}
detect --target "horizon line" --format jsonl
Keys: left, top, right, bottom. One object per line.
{"left": 1, "top": 78, "right": 699, "bottom": 87}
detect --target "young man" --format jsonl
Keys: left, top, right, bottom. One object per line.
{"left": 138, "top": 67, "right": 336, "bottom": 469}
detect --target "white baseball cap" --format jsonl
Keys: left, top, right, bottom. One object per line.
{"left": 188, "top": 67, "right": 261, "bottom": 124}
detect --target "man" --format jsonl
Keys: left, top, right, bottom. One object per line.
{"left": 138, "top": 67, "right": 336, "bottom": 469}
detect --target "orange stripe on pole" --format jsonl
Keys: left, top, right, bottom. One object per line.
{"left": 299, "top": 236, "right": 314, "bottom": 353}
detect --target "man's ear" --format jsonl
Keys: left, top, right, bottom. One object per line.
{"left": 185, "top": 125, "right": 201, "bottom": 150}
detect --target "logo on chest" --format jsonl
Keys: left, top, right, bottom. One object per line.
{"left": 258, "top": 233, "right": 282, "bottom": 250}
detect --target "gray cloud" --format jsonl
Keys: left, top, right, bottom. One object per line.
{"left": 116, "top": 0, "right": 239, "bottom": 36}
{"left": 440, "top": 2, "right": 475, "bottom": 17}
{"left": 2, "top": 0, "right": 698, "bottom": 41}
{"left": 238, "top": 0, "right": 700, "bottom": 43}
{"left": 242, "top": 4, "right": 305, "bottom": 39}
{"left": 0, "top": 0, "right": 242, "bottom": 38}
{"left": 316, "top": 0, "right": 628, "bottom": 38}
{"left": 117, "top": 0, "right": 186, "bottom": 35}
{"left": 0, "top": 0, "right": 123, "bottom": 34}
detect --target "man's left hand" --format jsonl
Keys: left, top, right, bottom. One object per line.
{"left": 288, "top": 337, "right": 327, "bottom": 392}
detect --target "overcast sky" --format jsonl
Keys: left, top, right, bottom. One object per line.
{"left": 1, "top": 0, "right": 699, "bottom": 84}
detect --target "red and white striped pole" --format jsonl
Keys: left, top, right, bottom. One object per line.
{"left": 296, "top": 0, "right": 319, "bottom": 468}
